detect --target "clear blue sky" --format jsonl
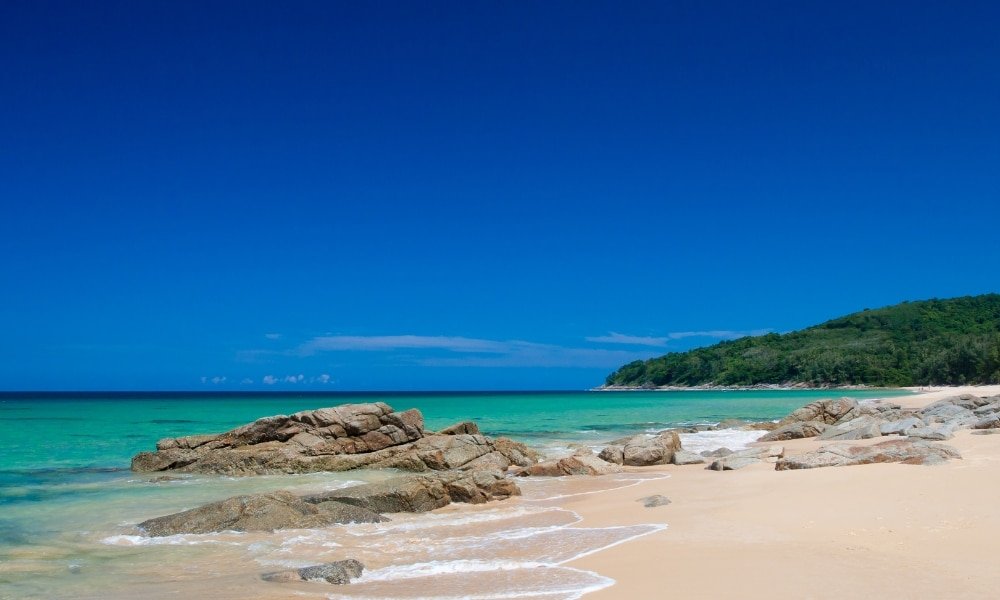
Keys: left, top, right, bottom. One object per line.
{"left": 2, "top": 1, "right": 998, "bottom": 390}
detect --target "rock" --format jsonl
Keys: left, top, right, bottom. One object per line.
{"left": 597, "top": 445, "right": 625, "bottom": 465}
{"left": 491, "top": 437, "right": 541, "bottom": 467}
{"left": 817, "top": 417, "right": 883, "bottom": 441}
{"left": 700, "top": 447, "right": 733, "bottom": 458}
{"left": 638, "top": 494, "right": 671, "bottom": 507}
{"left": 514, "top": 453, "right": 623, "bottom": 477}
{"left": 138, "top": 491, "right": 385, "bottom": 536}
{"left": 778, "top": 397, "right": 858, "bottom": 426}
{"left": 671, "top": 450, "right": 705, "bottom": 465}
{"left": 775, "top": 439, "right": 961, "bottom": 470}
{"left": 879, "top": 417, "right": 924, "bottom": 436}
{"left": 746, "top": 421, "right": 779, "bottom": 431}
{"left": 759, "top": 421, "right": 829, "bottom": 442}
{"left": 307, "top": 469, "right": 520, "bottom": 513}
{"left": 132, "top": 403, "right": 536, "bottom": 476}
{"left": 438, "top": 421, "right": 480, "bottom": 435}
{"left": 973, "top": 413, "right": 1000, "bottom": 429}
{"left": 622, "top": 431, "right": 682, "bottom": 466}
{"left": 906, "top": 423, "right": 956, "bottom": 440}
{"left": 707, "top": 456, "right": 759, "bottom": 471}
{"left": 262, "top": 559, "right": 364, "bottom": 585}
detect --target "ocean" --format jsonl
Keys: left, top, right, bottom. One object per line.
{"left": 0, "top": 389, "right": 910, "bottom": 599}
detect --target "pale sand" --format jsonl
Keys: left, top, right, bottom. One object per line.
{"left": 559, "top": 385, "right": 1000, "bottom": 599}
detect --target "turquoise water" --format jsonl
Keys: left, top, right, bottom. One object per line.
{"left": 0, "top": 389, "right": 911, "bottom": 598}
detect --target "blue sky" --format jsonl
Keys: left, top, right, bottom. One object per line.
{"left": 1, "top": 1, "right": 998, "bottom": 390}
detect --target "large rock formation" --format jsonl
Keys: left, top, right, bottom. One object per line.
{"left": 775, "top": 439, "right": 961, "bottom": 470}
{"left": 131, "top": 403, "right": 537, "bottom": 476}
{"left": 140, "top": 469, "right": 519, "bottom": 536}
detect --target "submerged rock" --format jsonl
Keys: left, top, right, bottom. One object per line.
{"left": 131, "top": 403, "right": 537, "bottom": 476}
{"left": 638, "top": 494, "right": 671, "bottom": 507}
{"left": 262, "top": 559, "right": 364, "bottom": 585}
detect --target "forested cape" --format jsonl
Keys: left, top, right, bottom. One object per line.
{"left": 606, "top": 295, "right": 1000, "bottom": 387}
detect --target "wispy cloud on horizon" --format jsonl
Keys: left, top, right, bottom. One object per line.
{"left": 587, "top": 329, "right": 773, "bottom": 347}
{"left": 287, "top": 334, "right": 655, "bottom": 369}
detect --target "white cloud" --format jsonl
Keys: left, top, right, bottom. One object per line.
{"left": 297, "top": 335, "right": 509, "bottom": 355}
{"left": 585, "top": 332, "right": 670, "bottom": 347}
{"left": 588, "top": 329, "right": 773, "bottom": 346}
{"left": 315, "top": 374, "right": 331, "bottom": 384}
{"left": 262, "top": 375, "right": 278, "bottom": 385}
{"left": 241, "top": 378, "right": 254, "bottom": 384}
{"left": 264, "top": 333, "right": 282, "bottom": 340}
{"left": 284, "top": 374, "right": 305, "bottom": 383}
{"left": 211, "top": 376, "right": 226, "bottom": 384}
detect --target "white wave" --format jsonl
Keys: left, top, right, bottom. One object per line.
{"left": 523, "top": 473, "right": 671, "bottom": 502}
{"left": 678, "top": 429, "right": 766, "bottom": 453}
{"left": 100, "top": 533, "right": 243, "bottom": 546}
{"left": 346, "top": 505, "right": 568, "bottom": 534}
{"left": 360, "top": 559, "right": 551, "bottom": 582}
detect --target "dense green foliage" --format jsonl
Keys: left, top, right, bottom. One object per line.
{"left": 606, "top": 295, "right": 1000, "bottom": 387}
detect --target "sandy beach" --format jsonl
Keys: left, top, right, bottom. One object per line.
{"left": 558, "top": 385, "right": 1000, "bottom": 599}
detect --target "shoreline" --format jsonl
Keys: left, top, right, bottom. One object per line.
{"left": 592, "top": 383, "right": 905, "bottom": 392}
{"left": 560, "top": 384, "right": 1000, "bottom": 599}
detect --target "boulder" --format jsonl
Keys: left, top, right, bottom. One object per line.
{"left": 262, "top": 559, "right": 364, "bottom": 585}
{"left": 638, "top": 495, "right": 671, "bottom": 507}
{"left": 778, "top": 397, "right": 858, "bottom": 426}
{"left": 700, "top": 447, "right": 733, "bottom": 458}
{"left": 775, "top": 439, "right": 961, "bottom": 470}
{"left": 131, "top": 404, "right": 536, "bottom": 476}
{"left": 622, "top": 431, "right": 682, "bottom": 466}
{"left": 906, "top": 424, "right": 955, "bottom": 441}
{"left": 707, "top": 456, "right": 759, "bottom": 471}
{"left": 879, "top": 417, "right": 924, "bottom": 436}
{"left": 438, "top": 421, "right": 480, "bottom": 435}
{"left": 597, "top": 445, "right": 625, "bottom": 465}
{"left": 671, "top": 450, "right": 706, "bottom": 465}
{"left": 138, "top": 491, "right": 385, "bottom": 536}
{"left": 817, "top": 417, "right": 883, "bottom": 441}
{"left": 759, "top": 421, "right": 829, "bottom": 442}
{"left": 973, "top": 413, "right": 1000, "bottom": 430}
{"left": 514, "top": 452, "right": 623, "bottom": 477}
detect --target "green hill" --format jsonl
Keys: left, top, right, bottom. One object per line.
{"left": 605, "top": 294, "right": 1000, "bottom": 388}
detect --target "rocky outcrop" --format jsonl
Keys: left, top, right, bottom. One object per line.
{"left": 140, "top": 469, "right": 520, "bottom": 536}
{"left": 262, "top": 559, "right": 364, "bottom": 585}
{"left": 306, "top": 469, "right": 520, "bottom": 512}
{"left": 138, "top": 490, "right": 385, "bottom": 536}
{"left": 779, "top": 397, "right": 858, "bottom": 426}
{"left": 759, "top": 421, "right": 829, "bottom": 442}
{"left": 514, "top": 452, "right": 623, "bottom": 477}
{"left": 598, "top": 431, "right": 682, "bottom": 466}
{"left": 131, "top": 403, "right": 537, "bottom": 476}
{"left": 775, "top": 439, "right": 961, "bottom": 470}
{"left": 816, "top": 416, "right": 883, "bottom": 441}
{"left": 707, "top": 445, "right": 783, "bottom": 471}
